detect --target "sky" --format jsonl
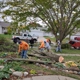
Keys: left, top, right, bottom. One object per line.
{"left": 0, "top": 4, "right": 46, "bottom": 27}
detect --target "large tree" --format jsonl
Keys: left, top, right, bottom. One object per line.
{"left": 0, "top": 0, "right": 7, "bottom": 20}
{"left": 2, "top": 0, "right": 80, "bottom": 42}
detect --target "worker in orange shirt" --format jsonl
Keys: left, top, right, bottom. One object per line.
{"left": 39, "top": 41, "right": 45, "bottom": 51}
{"left": 18, "top": 40, "right": 29, "bottom": 58}
{"left": 46, "top": 39, "right": 51, "bottom": 45}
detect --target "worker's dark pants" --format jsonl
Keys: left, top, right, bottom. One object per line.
{"left": 21, "top": 50, "right": 28, "bottom": 58}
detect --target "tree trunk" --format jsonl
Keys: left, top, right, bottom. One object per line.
{"left": 28, "top": 53, "right": 48, "bottom": 58}
{"left": 33, "top": 50, "right": 64, "bottom": 63}
{"left": 0, "top": 58, "right": 52, "bottom": 64}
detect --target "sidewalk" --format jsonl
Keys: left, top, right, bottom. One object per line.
{"left": 23, "top": 75, "right": 77, "bottom": 80}
{"left": 57, "top": 54, "right": 80, "bottom": 56}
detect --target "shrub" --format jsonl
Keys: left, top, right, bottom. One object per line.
{"left": 0, "top": 64, "right": 12, "bottom": 79}
{"left": 0, "top": 41, "right": 18, "bottom": 52}
{"left": 13, "top": 65, "right": 25, "bottom": 71}
{"left": 61, "top": 43, "right": 71, "bottom": 49}
{"left": 0, "top": 35, "right": 7, "bottom": 45}
{"left": 0, "top": 60, "right": 5, "bottom": 65}
{"left": 0, "top": 34, "right": 18, "bottom": 52}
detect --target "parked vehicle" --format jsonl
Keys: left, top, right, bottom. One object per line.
{"left": 69, "top": 35, "right": 80, "bottom": 49}
{"left": 12, "top": 33, "right": 38, "bottom": 43}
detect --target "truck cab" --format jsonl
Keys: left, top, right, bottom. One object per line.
{"left": 69, "top": 35, "right": 80, "bottom": 49}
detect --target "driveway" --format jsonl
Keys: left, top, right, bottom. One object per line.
{"left": 37, "top": 36, "right": 46, "bottom": 42}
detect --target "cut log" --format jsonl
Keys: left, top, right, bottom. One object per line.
{"left": 33, "top": 50, "right": 64, "bottom": 63}
{"left": 0, "top": 58, "right": 52, "bottom": 64}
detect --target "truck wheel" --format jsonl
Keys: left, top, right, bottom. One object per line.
{"left": 76, "top": 47, "right": 80, "bottom": 50}
{"left": 13, "top": 38, "right": 20, "bottom": 43}
{"left": 74, "top": 47, "right": 77, "bottom": 49}
{"left": 74, "top": 47, "right": 79, "bottom": 49}
{"left": 34, "top": 39, "right": 37, "bottom": 42}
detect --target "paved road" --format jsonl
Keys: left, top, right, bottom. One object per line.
{"left": 23, "top": 75, "right": 77, "bottom": 80}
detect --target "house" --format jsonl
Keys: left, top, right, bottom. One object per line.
{"left": 26, "top": 28, "right": 54, "bottom": 37}
{"left": 0, "top": 21, "right": 53, "bottom": 36}
{"left": 0, "top": 21, "right": 10, "bottom": 34}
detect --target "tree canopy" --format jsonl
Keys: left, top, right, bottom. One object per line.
{"left": 2, "top": 0, "right": 80, "bottom": 42}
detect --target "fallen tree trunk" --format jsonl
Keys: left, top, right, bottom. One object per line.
{"left": 33, "top": 50, "right": 64, "bottom": 63}
{"left": 28, "top": 53, "right": 48, "bottom": 58}
{"left": 0, "top": 58, "right": 52, "bottom": 64}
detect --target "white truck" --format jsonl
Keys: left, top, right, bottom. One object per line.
{"left": 12, "top": 33, "right": 38, "bottom": 43}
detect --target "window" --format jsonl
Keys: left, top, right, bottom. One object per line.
{"left": 28, "top": 34, "right": 32, "bottom": 37}
{"left": 24, "top": 34, "right": 27, "bottom": 36}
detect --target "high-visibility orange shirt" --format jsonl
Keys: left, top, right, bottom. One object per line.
{"left": 18, "top": 41, "right": 29, "bottom": 53}
{"left": 39, "top": 41, "right": 45, "bottom": 48}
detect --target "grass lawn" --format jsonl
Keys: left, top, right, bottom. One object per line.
{"left": 61, "top": 49, "right": 80, "bottom": 54}
{"left": 0, "top": 34, "right": 12, "bottom": 40}
{"left": 53, "top": 48, "right": 80, "bottom": 54}
{"left": 64, "top": 56, "right": 80, "bottom": 62}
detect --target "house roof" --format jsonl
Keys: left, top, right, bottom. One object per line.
{"left": 0, "top": 21, "right": 10, "bottom": 27}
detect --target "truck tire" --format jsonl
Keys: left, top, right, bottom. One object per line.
{"left": 74, "top": 47, "right": 79, "bottom": 50}
{"left": 13, "top": 37, "right": 20, "bottom": 43}
{"left": 33, "top": 39, "right": 37, "bottom": 42}
{"left": 76, "top": 47, "right": 80, "bottom": 50}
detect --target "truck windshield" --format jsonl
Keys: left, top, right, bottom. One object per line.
{"left": 28, "top": 34, "right": 32, "bottom": 37}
